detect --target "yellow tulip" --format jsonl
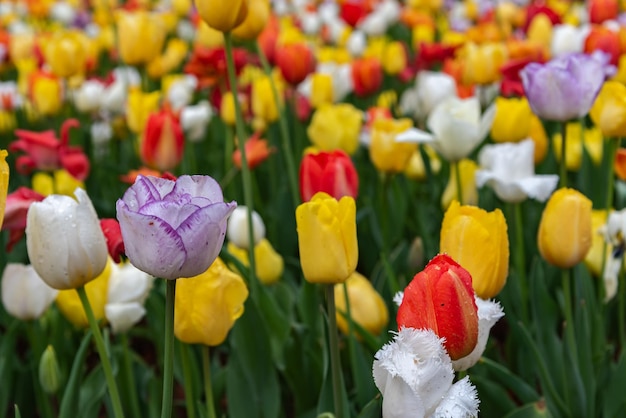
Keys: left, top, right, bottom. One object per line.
{"left": 529, "top": 115, "right": 549, "bottom": 164}
{"left": 45, "top": 30, "right": 86, "bottom": 79}
{"left": 440, "top": 201, "right": 510, "bottom": 299}
{"left": 590, "top": 81, "right": 626, "bottom": 138}
{"left": 172, "top": 0, "right": 192, "bottom": 16}
{"left": 461, "top": 42, "right": 508, "bottom": 85}
{"left": 9, "top": 33, "right": 36, "bottom": 63}
{"left": 0, "top": 111, "right": 16, "bottom": 133}
{"left": 174, "top": 257, "right": 249, "bottom": 346}
{"left": 310, "top": 73, "right": 334, "bottom": 109}
{"left": 220, "top": 92, "right": 237, "bottom": 126}
{"left": 232, "top": 0, "right": 269, "bottom": 40}
{"left": 226, "top": 239, "right": 284, "bottom": 285}
{"left": 32, "top": 170, "right": 85, "bottom": 197}
{"left": 369, "top": 118, "right": 417, "bottom": 173}
{"left": 584, "top": 210, "right": 609, "bottom": 277}
{"left": 537, "top": 188, "right": 592, "bottom": 269}
{"left": 307, "top": 104, "right": 363, "bottom": 155}
{"left": 334, "top": 272, "right": 388, "bottom": 338}
{"left": 146, "top": 38, "right": 189, "bottom": 79}
{"left": 612, "top": 54, "right": 626, "bottom": 84}
{"left": 116, "top": 10, "right": 166, "bottom": 66}
{"left": 252, "top": 74, "right": 281, "bottom": 123}
{"left": 552, "top": 123, "right": 603, "bottom": 170}
{"left": 30, "top": 72, "right": 62, "bottom": 116}
{"left": 0, "top": 150, "right": 8, "bottom": 229}
{"left": 527, "top": 14, "right": 553, "bottom": 52}
{"left": 404, "top": 145, "right": 442, "bottom": 181}
{"left": 441, "top": 159, "right": 479, "bottom": 210}
{"left": 296, "top": 192, "right": 358, "bottom": 284}
{"left": 195, "top": 0, "right": 248, "bottom": 33}
{"left": 491, "top": 96, "right": 532, "bottom": 143}
{"left": 382, "top": 41, "right": 407, "bottom": 76}
{"left": 195, "top": 21, "right": 225, "bottom": 48}
{"left": 56, "top": 259, "right": 112, "bottom": 328}
{"left": 126, "top": 88, "right": 162, "bottom": 134}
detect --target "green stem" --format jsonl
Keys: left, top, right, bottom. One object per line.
{"left": 160, "top": 279, "right": 177, "bottom": 418}
{"left": 76, "top": 286, "right": 125, "bottom": 418}
{"left": 454, "top": 160, "right": 463, "bottom": 205}
{"left": 325, "top": 284, "right": 344, "bottom": 418}
{"left": 202, "top": 346, "right": 217, "bottom": 418}
{"left": 255, "top": 41, "right": 300, "bottom": 209}
{"left": 179, "top": 343, "right": 196, "bottom": 418}
{"left": 26, "top": 323, "right": 53, "bottom": 418}
{"left": 514, "top": 203, "right": 529, "bottom": 322}
{"left": 559, "top": 122, "right": 568, "bottom": 188}
{"left": 600, "top": 139, "right": 620, "bottom": 302}
{"left": 120, "top": 334, "right": 142, "bottom": 418}
{"left": 561, "top": 270, "right": 578, "bottom": 363}
{"left": 619, "top": 269, "right": 625, "bottom": 347}
{"left": 223, "top": 31, "right": 258, "bottom": 290}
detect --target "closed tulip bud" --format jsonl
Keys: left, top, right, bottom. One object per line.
{"left": 491, "top": 96, "right": 532, "bottom": 143}
{"left": 461, "top": 42, "right": 507, "bottom": 85}
{"left": 232, "top": 0, "right": 269, "bottom": 40}
{"left": 26, "top": 188, "right": 108, "bottom": 290}
{"left": 100, "top": 219, "right": 125, "bottom": 263}
{"left": 232, "top": 133, "right": 275, "bottom": 169}
{"left": 140, "top": 107, "right": 185, "bottom": 172}
{"left": 227, "top": 206, "right": 265, "bottom": 249}
{"left": 334, "top": 272, "right": 388, "bottom": 338}
{"left": 226, "top": 239, "right": 284, "bottom": 285}
{"left": 174, "top": 257, "right": 249, "bottom": 346}
{"left": 538, "top": 188, "right": 593, "bottom": 268}
{"left": 397, "top": 254, "right": 479, "bottom": 360}
{"left": 39, "top": 346, "right": 62, "bottom": 394}
{"left": 116, "top": 10, "right": 166, "bottom": 66}
{"left": 584, "top": 210, "right": 609, "bottom": 277}
{"left": 589, "top": 0, "right": 619, "bottom": 24}
{"left": 299, "top": 149, "right": 359, "bottom": 202}
{"left": 441, "top": 159, "right": 479, "bottom": 210}
{"left": 126, "top": 88, "right": 162, "bottom": 134}
{"left": 29, "top": 72, "right": 63, "bottom": 116}
{"left": 590, "top": 81, "right": 626, "bottom": 138}
{"left": 220, "top": 92, "right": 238, "bottom": 126}
{"left": 310, "top": 73, "right": 334, "bottom": 108}
{"left": 352, "top": 57, "right": 383, "bottom": 97}
{"left": 45, "top": 31, "right": 86, "bottom": 79}
{"left": 275, "top": 43, "right": 315, "bottom": 85}
{"left": 440, "top": 201, "right": 510, "bottom": 299}
{"left": 296, "top": 192, "right": 358, "bottom": 284}
{"left": 382, "top": 41, "right": 408, "bottom": 76}
{"left": 307, "top": 104, "right": 362, "bottom": 154}
{"left": 1, "top": 263, "right": 58, "bottom": 321}
{"left": 0, "top": 150, "right": 7, "bottom": 229}
{"left": 195, "top": 0, "right": 249, "bottom": 33}
{"left": 251, "top": 75, "right": 280, "bottom": 123}
{"left": 369, "top": 118, "right": 417, "bottom": 173}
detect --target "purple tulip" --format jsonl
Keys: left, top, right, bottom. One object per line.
{"left": 521, "top": 52, "right": 611, "bottom": 122}
{"left": 116, "top": 175, "right": 236, "bottom": 280}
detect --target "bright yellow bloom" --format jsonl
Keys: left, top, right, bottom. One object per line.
{"left": 491, "top": 96, "right": 532, "bottom": 143}
{"left": 45, "top": 30, "right": 87, "bottom": 78}
{"left": 527, "top": 14, "right": 553, "bottom": 52}
{"left": 584, "top": 209, "right": 609, "bottom": 277}
{"left": 172, "top": 0, "right": 192, "bottom": 16}
{"left": 538, "top": 188, "right": 592, "bottom": 269}
{"left": 146, "top": 38, "right": 189, "bottom": 79}
{"left": 530, "top": 115, "right": 549, "bottom": 163}
{"left": 30, "top": 73, "right": 63, "bottom": 116}
{"left": 226, "top": 239, "right": 284, "bottom": 285}
{"left": 461, "top": 42, "right": 508, "bottom": 85}
{"left": 310, "top": 73, "right": 334, "bottom": 108}
{"left": 116, "top": 10, "right": 166, "bottom": 66}
{"left": 440, "top": 201, "right": 510, "bottom": 299}
{"left": 56, "top": 259, "right": 112, "bottom": 328}
{"left": 382, "top": 41, "right": 407, "bottom": 76}
{"left": 252, "top": 74, "right": 281, "bottom": 123}
{"left": 195, "top": 21, "right": 225, "bottom": 48}
{"left": 0, "top": 150, "right": 8, "bottom": 229}
{"left": 174, "top": 257, "right": 249, "bottom": 346}
{"left": 126, "top": 88, "right": 161, "bottom": 134}
{"left": 611, "top": 54, "right": 626, "bottom": 84}
{"left": 590, "top": 81, "right": 626, "bottom": 138}
{"left": 9, "top": 33, "right": 36, "bottom": 63}
{"left": 0, "top": 112, "right": 15, "bottom": 133}
{"left": 232, "top": 0, "right": 269, "bottom": 40}
{"left": 334, "top": 272, "right": 388, "bottom": 338}
{"left": 220, "top": 92, "right": 237, "bottom": 126}
{"left": 369, "top": 118, "right": 417, "bottom": 173}
{"left": 441, "top": 159, "right": 479, "bottom": 210}
{"left": 296, "top": 193, "right": 358, "bottom": 284}
{"left": 32, "top": 170, "right": 85, "bottom": 197}
{"left": 307, "top": 104, "right": 362, "bottom": 154}
{"left": 552, "top": 123, "right": 603, "bottom": 170}
{"left": 404, "top": 145, "right": 442, "bottom": 181}
{"left": 195, "top": 0, "right": 248, "bottom": 33}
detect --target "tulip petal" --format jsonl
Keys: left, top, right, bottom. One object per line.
{"left": 432, "top": 376, "right": 480, "bottom": 417}
{"left": 165, "top": 175, "right": 225, "bottom": 203}
{"left": 105, "top": 303, "right": 146, "bottom": 334}
{"left": 395, "top": 127, "right": 435, "bottom": 143}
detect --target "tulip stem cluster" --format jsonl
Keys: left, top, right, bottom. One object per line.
{"left": 76, "top": 286, "right": 125, "bottom": 418}
{"left": 161, "top": 279, "right": 177, "bottom": 418}
{"left": 325, "top": 284, "right": 345, "bottom": 418}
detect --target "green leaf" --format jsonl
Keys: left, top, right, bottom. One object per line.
{"left": 58, "top": 330, "right": 93, "bottom": 418}
{"left": 503, "top": 402, "right": 552, "bottom": 418}
{"left": 602, "top": 349, "right": 626, "bottom": 417}
{"left": 356, "top": 396, "right": 382, "bottom": 418}
{"left": 0, "top": 322, "right": 19, "bottom": 417}
{"left": 14, "top": 404, "right": 21, "bottom": 418}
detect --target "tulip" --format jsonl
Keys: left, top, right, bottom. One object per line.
{"left": 26, "top": 188, "right": 109, "bottom": 290}
{"left": 116, "top": 10, "right": 166, "bottom": 66}
{"left": 32, "top": 170, "right": 85, "bottom": 198}
{"left": 307, "top": 104, "right": 363, "bottom": 155}
{"left": 440, "top": 202, "right": 510, "bottom": 299}
{"left": 382, "top": 41, "right": 407, "bottom": 76}
{"left": 589, "top": 0, "right": 619, "bottom": 24}
{"left": 181, "top": 101, "right": 213, "bottom": 142}
{"left": 334, "top": 272, "right": 388, "bottom": 337}
{"left": 29, "top": 71, "right": 63, "bottom": 116}
{"left": 195, "top": 0, "right": 249, "bottom": 33}
{"left": 146, "top": 39, "right": 190, "bottom": 79}
{"left": 490, "top": 96, "right": 533, "bottom": 143}
{"left": 251, "top": 75, "right": 281, "bottom": 124}
{"left": 399, "top": 70, "right": 457, "bottom": 121}
{"left": 1, "top": 263, "right": 58, "bottom": 321}
{"left": 56, "top": 260, "right": 111, "bottom": 327}
{"left": 373, "top": 328, "right": 479, "bottom": 417}
{"left": 0, "top": 149, "right": 7, "bottom": 229}
{"left": 590, "top": 81, "right": 626, "bottom": 138}
{"left": 441, "top": 158, "right": 478, "bottom": 209}
{"left": 537, "top": 188, "right": 593, "bottom": 268}
{"left": 227, "top": 205, "right": 265, "bottom": 249}
{"left": 397, "top": 253, "right": 479, "bottom": 360}
{"left": 475, "top": 139, "right": 559, "bottom": 203}
{"left": 220, "top": 92, "right": 237, "bottom": 126}
{"left": 232, "top": 0, "right": 269, "bottom": 40}
{"left": 45, "top": 30, "right": 87, "bottom": 79}
{"left": 174, "top": 257, "right": 249, "bottom": 346}
{"left": 520, "top": 52, "right": 610, "bottom": 122}
{"left": 551, "top": 24, "right": 587, "bottom": 57}
{"left": 39, "top": 345, "right": 61, "bottom": 394}
{"left": 309, "top": 73, "right": 334, "bottom": 108}
{"left": 299, "top": 149, "right": 359, "bottom": 202}
{"left": 369, "top": 117, "right": 417, "bottom": 173}
{"left": 403, "top": 145, "right": 442, "bottom": 181}
{"left": 461, "top": 42, "right": 508, "bottom": 85}
{"left": 73, "top": 80, "right": 105, "bottom": 114}
{"left": 615, "top": 149, "right": 626, "bottom": 181}
{"left": 100, "top": 219, "right": 125, "bottom": 263}
{"left": 116, "top": 175, "right": 236, "bottom": 280}
{"left": 296, "top": 192, "right": 358, "bottom": 284}
{"left": 552, "top": 123, "right": 603, "bottom": 171}
{"left": 584, "top": 210, "right": 609, "bottom": 277}
{"left": 105, "top": 261, "right": 154, "bottom": 334}
{"left": 1, "top": 187, "right": 44, "bottom": 251}
{"left": 352, "top": 57, "right": 383, "bottom": 97}
{"left": 584, "top": 26, "right": 620, "bottom": 67}
{"left": 126, "top": 88, "right": 161, "bottom": 134}
{"left": 226, "top": 239, "right": 284, "bottom": 285}
{"left": 140, "top": 107, "right": 185, "bottom": 172}
{"left": 232, "top": 132, "right": 275, "bottom": 169}
{"left": 275, "top": 42, "right": 315, "bottom": 85}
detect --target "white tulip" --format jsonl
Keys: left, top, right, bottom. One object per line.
{"left": 105, "top": 262, "right": 154, "bottom": 334}
{"left": 74, "top": 80, "right": 105, "bottom": 113}
{"left": 347, "top": 30, "right": 367, "bottom": 58}
{"left": 1, "top": 263, "right": 58, "bottom": 321}
{"left": 26, "top": 188, "right": 109, "bottom": 290}
{"left": 475, "top": 139, "right": 559, "bottom": 203}
{"left": 551, "top": 24, "right": 588, "bottom": 57}
{"left": 297, "top": 63, "right": 354, "bottom": 103}
{"left": 227, "top": 206, "right": 266, "bottom": 249}
{"left": 181, "top": 100, "right": 213, "bottom": 142}
{"left": 414, "top": 71, "right": 458, "bottom": 119}
{"left": 166, "top": 75, "right": 197, "bottom": 111}
{"left": 49, "top": 1, "right": 76, "bottom": 25}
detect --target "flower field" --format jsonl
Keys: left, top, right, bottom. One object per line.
{"left": 1, "top": 0, "right": 626, "bottom": 417}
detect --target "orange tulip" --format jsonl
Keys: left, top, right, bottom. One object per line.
{"left": 232, "top": 132, "right": 275, "bottom": 169}
{"left": 140, "top": 107, "right": 185, "bottom": 172}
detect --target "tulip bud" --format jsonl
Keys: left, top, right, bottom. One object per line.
{"left": 227, "top": 206, "right": 266, "bottom": 249}
{"left": 195, "top": 0, "right": 249, "bottom": 33}
{"left": 226, "top": 239, "right": 284, "bottom": 285}
{"left": 490, "top": 96, "right": 532, "bottom": 143}
{"left": 407, "top": 236, "right": 425, "bottom": 272}
{"left": 369, "top": 117, "right": 417, "bottom": 173}
{"left": 39, "top": 345, "right": 62, "bottom": 394}
{"left": 275, "top": 43, "right": 315, "bottom": 85}
{"left": 45, "top": 30, "right": 87, "bottom": 79}
{"left": 590, "top": 81, "right": 626, "bottom": 138}
{"left": 231, "top": 0, "right": 270, "bottom": 40}
{"left": 0, "top": 150, "right": 8, "bottom": 229}
{"left": 537, "top": 188, "right": 593, "bottom": 268}
{"left": 334, "top": 272, "right": 388, "bottom": 338}
{"left": 307, "top": 104, "right": 362, "bottom": 155}
{"left": 140, "top": 107, "right": 185, "bottom": 172}
{"left": 296, "top": 193, "right": 358, "bottom": 284}
{"left": 352, "top": 57, "right": 383, "bottom": 97}
{"left": 100, "top": 219, "right": 125, "bottom": 263}
{"left": 299, "top": 149, "right": 359, "bottom": 202}
{"left": 397, "top": 254, "right": 479, "bottom": 360}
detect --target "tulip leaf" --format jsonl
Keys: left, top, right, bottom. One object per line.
{"left": 58, "top": 330, "right": 93, "bottom": 418}
{"left": 356, "top": 396, "right": 382, "bottom": 418}
{"left": 477, "top": 357, "right": 539, "bottom": 404}
{"left": 0, "top": 321, "right": 18, "bottom": 417}
{"left": 78, "top": 364, "right": 108, "bottom": 418}
{"left": 256, "top": 282, "right": 293, "bottom": 371}
{"left": 602, "top": 349, "right": 626, "bottom": 418}
{"left": 502, "top": 402, "right": 552, "bottom": 418}
{"left": 472, "top": 375, "right": 518, "bottom": 416}
{"left": 13, "top": 404, "right": 20, "bottom": 418}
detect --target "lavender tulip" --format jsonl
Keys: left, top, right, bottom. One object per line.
{"left": 116, "top": 175, "right": 236, "bottom": 280}
{"left": 520, "top": 52, "right": 612, "bottom": 122}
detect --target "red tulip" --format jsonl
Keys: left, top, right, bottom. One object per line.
{"left": 584, "top": 26, "right": 620, "bottom": 66}
{"left": 232, "top": 132, "right": 275, "bottom": 170}
{"left": 340, "top": 0, "right": 372, "bottom": 27}
{"left": 275, "top": 43, "right": 316, "bottom": 85}
{"left": 1, "top": 187, "right": 45, "bottom": 252}
{"left": 140, "top": 107, "right": 185, "bottom": 172}
{"left": 100, "top": 219, "right": 126, "bottom": 263}
{"left": 352, "top": 57, "right": 383, "bottom": 97}
{"left": 397, "top": 254, "right": 479, "bottom": 360}
{"left": 299, "top": 150, "right": 359, "bottom": 202}
{"left": 589, "top": 0, "right": 619, "bottom": 24}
